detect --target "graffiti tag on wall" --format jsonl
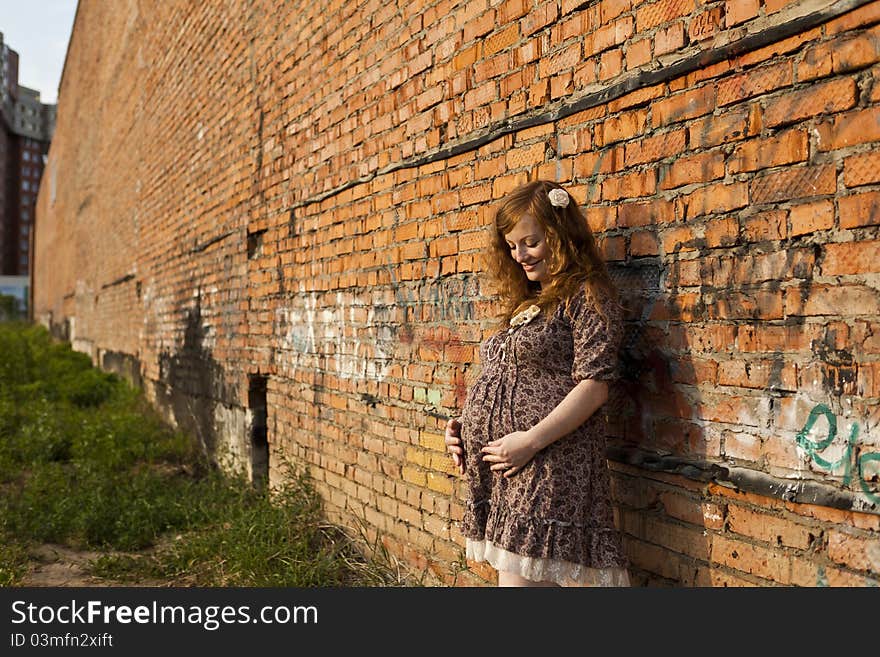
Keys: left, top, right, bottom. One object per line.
{"left": 796, "top": 403, "right": 880, "bottom": 505}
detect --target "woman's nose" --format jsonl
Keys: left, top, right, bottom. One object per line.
{"left": 513, "top": 246, "right": 526, "bottom": 262}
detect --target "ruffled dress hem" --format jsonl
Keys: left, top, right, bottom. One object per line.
{"left": 467, "top": 538, "right": 631, "bottom": 587}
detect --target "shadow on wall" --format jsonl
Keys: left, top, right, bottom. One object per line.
{"left": 155, "top": 287, "right": 232, "bottom": 462}
{"left": 606, "top": 217, "right": 879, "bottom": 585}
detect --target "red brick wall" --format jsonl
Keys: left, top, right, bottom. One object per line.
{"left": 35, "top": 0, "right": 880, "bottom": 585}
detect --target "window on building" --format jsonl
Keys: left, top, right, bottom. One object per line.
{"left": 23, "top": 151, "right": 30, "bottom": 161}
{"left": 22, "top": 181, "right": 29, "bottom": 191}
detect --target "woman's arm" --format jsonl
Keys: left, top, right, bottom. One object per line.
{"left": 526, "top": 378, "right": 609, "bottom": 450}
{"left": 481, "top": 378, "right": 609, "bottom": 476}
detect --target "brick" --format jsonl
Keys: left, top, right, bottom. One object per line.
{"left": 827, "top": 530, "right": 880, "bottom": 572}
{"left": 653, "top": 85, "right": 714, "bottom": 126}
{"left": 688, "top": 109, "right": 755, "bottom": 148}
{"left": 636, "top": 0, "right": 695, "bottom": 32}
{"left": 598, "top": 49, "right": 624, "bottom": 80}
{"left": 660, "top": 150, "right": 724, "bottom": 189}
{"left": 475, "top": 52, "right": 513, "bottom": 83}
{"left": 630, "top": 230, "right": 659, "bottom": 256}
{"left": 550, "top": 71, "right": 574, "bottom": 98}
{"left": 522, "top": 2, "right": 559, "bottom": 35}
{"left": 710, "top": 534, "right": 791, "bottom": 583}
{"left": 763, "top": 77, "right": 858, "bottom": 128}
{"left": 816, "top": 106, "right": 880, "bottom": 152}
{"left": 626, "top": 37, "right": 652, "bottom": 69}
{"left": 825, "top": 565, "right": 880, "bottom": 587}
{"left": 822, "top": 241, "right": 880, "bottom": 276}
{"left": 728, "top": 130, "right": 808, "bottom": 173}
{"left": 785, "top": 284, "right": 880, "bottom": 317}
{"left": 750, "top": 166, "right": 836, "bottom": 205}
{"left": 733, "top": 247, "right": 814, "bottom": 283}
{"left": 790, "top": 556, "right": 823, "bottom": 587}
{"left": 539, "top": 42, "right": 582, "bottom": 78}
{"left": 692, "top": 566, "right": 762, "bottom": 587}
{"left": 588, "top": 15, "right": 634, "bottom": 55}
{"left": 600, "top": 108, "right": 649, "bottom": 146}
{"left": 704, "top": 216, "right": 739, "bottom": 247}
{"left": 602, "top": 169, "right": 657, "bottom": 200}
{"left": 463, "top": 8, "right": 497, "bottom": 43}
{"left": 825, "top": 1, "right": 880, "bottom": 35}
{"left": 600, "top": 0, "right": 632, "bottom": 22}
{"left": 618, "top": 198, "right": 675, "bottom": 226}
{"left": 737, "top": 27, "right": 822, "bottom": 68}
{"left": 716, "top": 61, "right": 792, "bottom": 106}
{"left": 505, "top": 142, "right": 546, "bottom": 170}
{"left": 624, "top": 128, "right": 686, "bottom": 165}
{"left": 843, "top": 151, "right": 880, "bottom": 188}
{"left": 677, "top": 182, "right": 749, "bottom": 219}
{"left": 659, "top": 491, "right": 720, "bottom": 528}
{"left": 718, "top": 358, "right": 797, "bottom": 390}
{"left": 831, "top": 28, "right": 880, "bottom": 74}
{"left": 654, "top": 21, "right": 685, "bottom": 57}
{"left": 727, "top": 505, "right": 815, "bottom": 549}
{"left": 709, "top": 289, "right": 783, "bottom": 320}
{"left": 688, "top": 6, "right": 723, "bottom": 42}
{"left": 789, "top": 199, "right": 835, "bottom": 237}
{"left": 483, "top": 23, "right": 520, "bottom": 57}
{"left": 797, "top": 42, "right": 833, "bottom": 82}
{"left": 725, "top": 0, "right": 759, "bottom": 27}
{"left": 498, "top": 0, "right": 530, "bottom": 23}
{"left": 625, "top": 538, "right": 681, "bottom": 581}
{"left": 839, "top": 190, "right": 880, "bottom": 228}
{"left": 643, "top": 516, "right": 711, "bottom": 560}
{"left": 741, "top": 210, "right": 787, "bottom": 242}
{"left": 695, "top": 391, "right": 772, "bottom": 425}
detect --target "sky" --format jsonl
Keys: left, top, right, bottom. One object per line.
{"left": 0, "top": 0, "right": 78, "bottom": 104}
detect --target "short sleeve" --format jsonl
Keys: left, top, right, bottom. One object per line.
{"left": 567, "top": 287, "right": 624, "bottom": 383}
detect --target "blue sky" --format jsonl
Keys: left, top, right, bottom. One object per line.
{"left": 0, "top": 1, "right": 78, "bottom": 104}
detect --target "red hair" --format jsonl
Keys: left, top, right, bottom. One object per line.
{"left": 482, "top": 180, "right": 620, "bottom": 331}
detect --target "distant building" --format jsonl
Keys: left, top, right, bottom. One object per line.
{"left": 0, "top": 31, "right": 56, "bottom": 318}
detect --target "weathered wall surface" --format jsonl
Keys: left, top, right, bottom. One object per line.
{"left": 35, "top": 0, "right": 880, "bottom": 585}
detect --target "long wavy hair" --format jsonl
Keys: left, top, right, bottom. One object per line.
{"left": 482, "top": 180, "right": 620, "bottom": 332}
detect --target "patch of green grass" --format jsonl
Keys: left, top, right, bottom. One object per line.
{"left": 89, "top": 470, "right": 395, "bottom": 587}
{"left": 0, "top": 322, "right": 413, "bottom": 587}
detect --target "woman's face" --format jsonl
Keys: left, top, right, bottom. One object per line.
{"left": 504, "top": 214, "right": 551, "bottom": 285}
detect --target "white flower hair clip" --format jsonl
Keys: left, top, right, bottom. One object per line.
{"left": 548, "top": 188, "right": 570, "bottom": 208}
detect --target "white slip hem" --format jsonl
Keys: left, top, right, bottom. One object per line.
{"left": 467, "top": 538, "right": 631, "bottom": 587}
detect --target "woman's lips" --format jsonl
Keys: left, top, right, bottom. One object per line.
{"left": 523, "top": 261, "right": 541, "bottom": 271}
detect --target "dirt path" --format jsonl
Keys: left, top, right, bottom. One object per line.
{"left": 19, "top": 544, "right": 166, "bottom": 587}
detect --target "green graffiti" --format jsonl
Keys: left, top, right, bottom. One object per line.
{"left": 795, "top": 403, "right": 879, "bottom": 505}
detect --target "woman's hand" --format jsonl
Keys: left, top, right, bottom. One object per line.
{"left": 445, "top": 418, "right": 465, "bottom": 475}
{"left": 481, "top": 431, "right": 538, "bottom": 478}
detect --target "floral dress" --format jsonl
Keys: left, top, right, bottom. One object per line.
{"left": 459, "top": 283, "right": 630, "bottom": 586}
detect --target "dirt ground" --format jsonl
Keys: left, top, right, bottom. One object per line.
{"left": 19, "top": 543, "right": 166, "bottom": 587}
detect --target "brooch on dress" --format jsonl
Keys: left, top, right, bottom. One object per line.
{"left": 486, "top": 305, "right": 541, "bottom": 362}
{"left": 510, "top": 304, "right": 541, "bottom": 328}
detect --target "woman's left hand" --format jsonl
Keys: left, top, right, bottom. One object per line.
{"left": 481, "top": 431, "right": 538, "bottom": 478}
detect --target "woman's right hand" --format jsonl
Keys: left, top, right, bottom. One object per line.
{"left": 445, "top": 418, "right": 464, "bottom": 475}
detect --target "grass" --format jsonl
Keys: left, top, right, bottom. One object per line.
{"left": 0, "top": 320, "right": 416, "bottom": 587}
